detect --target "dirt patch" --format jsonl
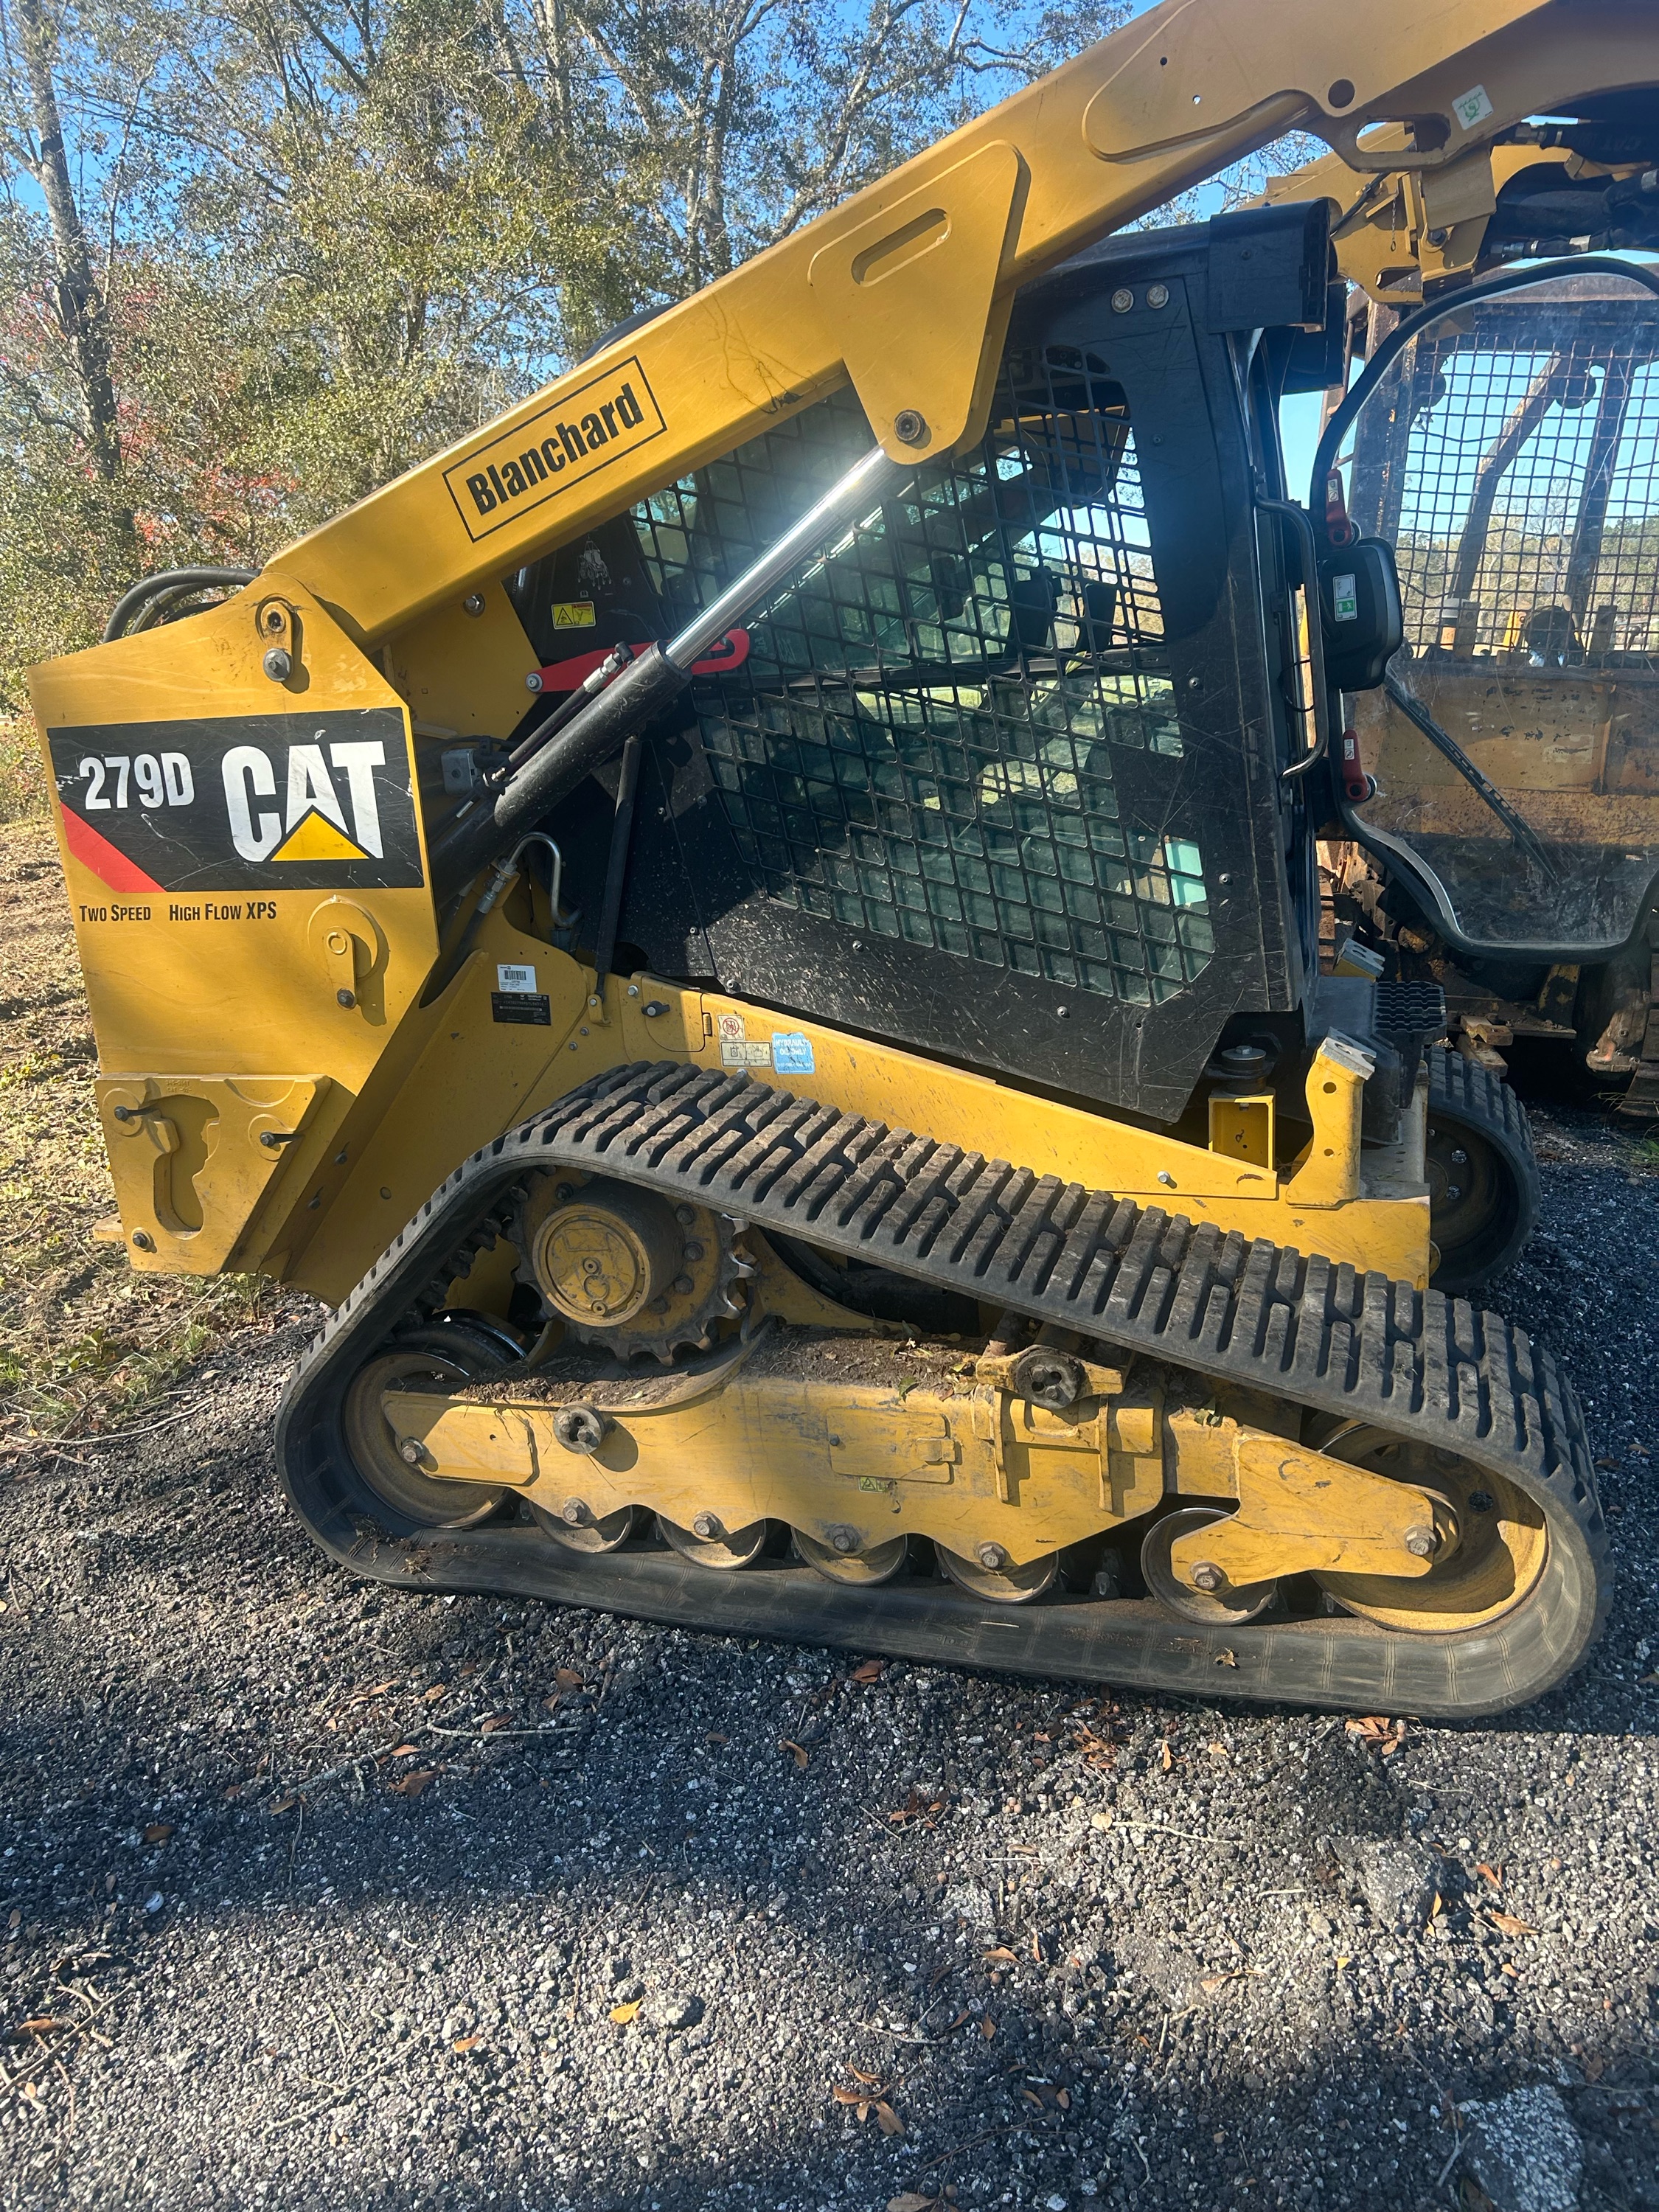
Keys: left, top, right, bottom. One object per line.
{"left": 455, "top": 1325, "right": 987, "bottom": 1408}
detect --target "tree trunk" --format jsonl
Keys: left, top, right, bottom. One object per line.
{"left": 13, "top": 0, "right": 126, "bottom": 496}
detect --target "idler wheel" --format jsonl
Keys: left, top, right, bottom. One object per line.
{"left": 341, "top": 1317, "right": 521, "bottom": 1530}
{"left": 1304, "top": 1421, "right": 1545, "bottom": 1632}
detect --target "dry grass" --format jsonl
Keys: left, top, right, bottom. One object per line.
{"left": 0, "top": 714, "right": 46, "bottom": 825}
{"left": 0, "top": 815, "right": 286, "bottom": 1449}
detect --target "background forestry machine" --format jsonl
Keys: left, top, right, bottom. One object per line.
{"left": 1265, "top": 106, "right": 1659, "bottom": 1123}
{"left": 32, "top": 0, "right": 1658, "bottom": 1717}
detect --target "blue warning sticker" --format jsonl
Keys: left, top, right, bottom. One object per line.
{"left": 770, "top": 1032, "right": 815, "bottom": 1075}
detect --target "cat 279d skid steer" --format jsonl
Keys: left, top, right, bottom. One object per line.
{"left": 32, "top": 0, "right": 1659, "bottom": 1716}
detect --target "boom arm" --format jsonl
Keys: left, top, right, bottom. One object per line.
{"left": 203, "top": 0, "right": 1653, "bottom": 651}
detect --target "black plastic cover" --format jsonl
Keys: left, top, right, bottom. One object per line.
{"left": 1319, "top": 538, "right": 1403, "bottom": 691}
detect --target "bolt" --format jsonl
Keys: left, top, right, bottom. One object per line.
{"left": 1426, "top": 226, "right": 1450, "bottom": 248}
{"left": 1055, "top": 1004, "right": 1071, "bottom": 1019}
{"left": 675, "top": 1205, "right": 696, "bottom": 1225}
{"left": 649, "top": 1295, "right": 670, "bottom": 1313}
{"left": 560, "top": 1499, "right": 587, "bottom": 1526}
{"left": 977, "top": 1543, "right": 1009, "bottom": 1571}
{"left": 555, "top": 1184, "right": 576, "bottom": 1203}
{"left": 463, "top": 593, "right": 485, "bottom": 616}
{"left": 1468, "top": 1489, "right": 1495, "bottom": 1514}
{"left": 400, "top": 1440, "right": 425, "bottom": 1467}
{"left": 1445, "top": 1184, "right": 1461, "bottom": 1202}
{"left": 1403, "top": 1525, "right": 1439, "bottom": 1559}
{"left": 671, "top": 1274, "right": 693, "bottom": 1295}
{"left": 831, "top": 1529, "right": 858, "bottom": 1555}
{"left": 1189, "top": 1561, "right": 1224, "bottom": 1593}
{"left": 893, "top": 408, "right": 928, "bottom": 447}
{"left": 1147, "top": 282, "right": 1170, "bottom": 310}
{"left": 682, "top": 1240, "right": 705, "bottom": 1262}
{"left": 642, "top": 1000, "right": 670, "bottom": 1018}
{"left": 337, "top": 987, "right": 356, "bottom": 1008}
{"left": 1110, "top": 288, "right": 1135, "bottom": 313}
{"left": 581, "top": 1256, "right": 602, "bottom": 1276}
{"left": 1158, "top": 1170, "right": 1176, "bottom": 1188}
{"left": 262, "top": 646, "right": 293, "bottom": 681}
{"left": 131, "top": 1229, "right": 156, "bottom": 1253}
{"left": 692, "top": 1512, "right": 720, "bottom": 1540}
{"left": 1450, "top": 1148, "right": 1468, "bottom": 1166}
{"left": 526, "top": 672, "right": 544, "bottom": 692}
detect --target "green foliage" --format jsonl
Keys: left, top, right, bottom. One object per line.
{"left": 0, "top": 0, "right": 1145, "bottom": 705}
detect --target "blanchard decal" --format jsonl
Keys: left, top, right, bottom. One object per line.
{"left": 443, "top": 356, "right": 666, "bottom": 543}
{"left": 49, "top": 708, "right": 423, "bottom": 894}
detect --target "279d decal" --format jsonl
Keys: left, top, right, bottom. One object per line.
{"left": 49, "top": 708, "right": 424, "bottom": 894}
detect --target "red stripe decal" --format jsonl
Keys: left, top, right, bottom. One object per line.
{"left": 59, "top": 807, "right": 165, "bottom": 894}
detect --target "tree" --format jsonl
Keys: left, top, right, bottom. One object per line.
{"left": 0, "top": 0, "right": 1134, "bottom": 702}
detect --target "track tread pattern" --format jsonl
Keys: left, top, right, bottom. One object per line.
{"left": 279, "top": 1061, "right": 1608, "bottom": 1715}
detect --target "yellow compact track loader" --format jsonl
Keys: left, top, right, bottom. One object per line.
{"left": 30, "top": 0, "right": 1659, "bottom": 1716}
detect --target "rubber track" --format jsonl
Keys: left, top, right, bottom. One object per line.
{"left": 276, "top": 1062, "right": 1609, "bottom": 1717}
{"left": 1426, "top": 1046, "right": 1540, "bottom": 1293}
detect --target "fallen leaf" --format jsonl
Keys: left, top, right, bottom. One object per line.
{"left": 389, "top": 1745, "right": 420, "bottom": 1759}
{"left": 19, "top": 2017, "right": 67, "bottom": 2035}
{"left": 1030, "top": 1930, "right": 1043, "bottom": 1963}
{"left": 847, "top": 2065, "right": 884, "bottom": 2087}
{"left": 1476, "top": 1863, "right": 1503, "bottom": 1889}
{"left": 1206, "top": 1743, "right": 1229, "bottom": 1759}
{"left": 832, "top": 2084, "right": 868, "bottom": 2107}
{"left": 704, "top": 1731, "right": 730, "bottom": 1745}
{"left": 1487, "top": 1910, "right": 1537, "bottom": 1938}
{"left": 886, "top": 2195, "right": 939, "bottom": 2212}
{"left": 981, "top": 1947, "right": 1018, "bottom": 1965}
{"left": 1056, "top": 2087, "right": 1071, "bottom": 2110}
{"left": 422, "top": 1685, "right": 447, "bottom": 1703}
{"left": 1430, "top": 1892, "right": 1444, "bottom": 1921}
{"left": 1214, "top": 1649, "right": 1238, "bottom": 1669}
{"left": 874, "top": 2101, "right": 903, "bottom": 2136}
{"left": 267, "top": 1793, "right": 301, "bottom": 1815}
{"left": 1500, "top": 1963, "right": 1520, "bottom": 1979}
{"left": 142, "top": 1823, "right": 173, "bottom": 1844}
{"left": 1021, "top": 2088, "right": 1045, "bottom": 2109}
{"left": 1335, "top": 1955, "right": 1352, "bottom": 1972}
{"left": 389, "top": 1769, "right": 437, "bottom": 1798}
{"left": 779, "top": 1739, "right": 810, "bottom": 1770}
{"left": 1345, "top": 1716, "right": 1408, "bottom": 1756}
{"left": 609, "top": 2000, "right": 641, "bottom": 2025}
{"left": 980, "top": 2017, "right": 996, "bottom": 2039}
{"left": 554, "top": 1667, "right": 584, "bottom": 1689}
{"left": 452, "top": 2035, "right": 480, "bottom": 2053}
{"left": 1159, "top": 1740, "right": 1173, "bottom": 1773}
{"left": 479, "top": 1715, "right": 513, "bottom": 1734}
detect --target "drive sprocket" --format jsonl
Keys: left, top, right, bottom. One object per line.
{"left": 513, "top": 1169, "right": 752, "bottom": 1363}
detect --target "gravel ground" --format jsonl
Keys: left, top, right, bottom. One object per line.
{"left": 1, "top": 1098, "right": 1656, "bottom": 2211}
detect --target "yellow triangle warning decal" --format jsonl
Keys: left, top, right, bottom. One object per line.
{"left": 271, "top": 809, "right": 369, "bottom": 863}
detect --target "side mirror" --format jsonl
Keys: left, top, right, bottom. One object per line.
{"left": 1318, "top": 538, "right": 1402, "bottom": 691}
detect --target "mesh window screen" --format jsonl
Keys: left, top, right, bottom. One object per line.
{"left": 1346, "top": 274, "right": 1659, "bottom": 665}
{"left": 628, "top": 353, "right": 1212, "bottom": 1008}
